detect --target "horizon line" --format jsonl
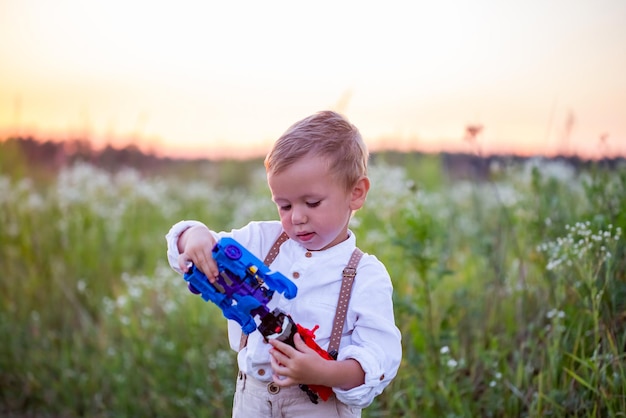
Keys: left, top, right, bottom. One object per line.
{"left": 2, "top": 134, "right": 624, "bottom": 163}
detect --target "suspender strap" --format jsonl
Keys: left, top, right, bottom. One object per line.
{"left": 239, "top": 232, "right": 288, "bottom": 351}
{"left": 263, "top": 232, "right": 289, "bottom": 266}
{"left": 327, "top": 248, "right": 363, "bottom": 356}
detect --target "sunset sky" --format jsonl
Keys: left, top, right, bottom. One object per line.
{"left": 1, "top": 0, "right": 625, "bottom": 159}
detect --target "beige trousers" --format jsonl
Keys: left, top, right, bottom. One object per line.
{"left": 231, "top": 371, "right": 362, "bottom": 418}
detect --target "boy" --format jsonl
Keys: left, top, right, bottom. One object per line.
{"left": 166, "top": 111, "right": 401, "bottom": 417}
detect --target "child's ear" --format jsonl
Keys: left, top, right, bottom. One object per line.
{"left": 349, "top": 176, "right": 370, "bottom": 210}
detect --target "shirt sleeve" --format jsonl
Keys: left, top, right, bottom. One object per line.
{"left": 165, "top": 220, "right": 210, "bottom": 274}
{"left": 331, "top": 257, "right": 402, "bottom": 408}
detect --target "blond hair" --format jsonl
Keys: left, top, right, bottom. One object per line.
{"left": 264, "top": 111, "right": 368, "bottom": 190}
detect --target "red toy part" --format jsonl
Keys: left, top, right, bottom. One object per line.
{"left": 296, "top": 324, "right": 334, "bottom": 401}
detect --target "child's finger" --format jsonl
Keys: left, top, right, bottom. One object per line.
{"left": 272, "top": 373, "right": 296, "bottom": 387}
{"left": 181, "top": 251, "right": 219, "bottom": 282}
{"left": 291, "top": 333, "right": 315, "bottom": 355}
{"left": 292, "top": 332, "right": 307, "bottom": 350}
{"left": 269, "top": 338, "right": 296, "bottom": 356}
{"left": 177, "top": 254, "right": 192, "bottom": 273}
{"left": 196, "top": 256, "right": 219, "bottom": 282}
{"left": 269, "top": 348, "right": 286, "bottom": 365}
{"left": 269, "top": 350, "right": 291, "bottom": 377}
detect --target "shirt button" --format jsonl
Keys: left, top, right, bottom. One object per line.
{"left": 292, "top": 272, "right": 300, "bottom": 279}
{"left": 379, "top": 374, "right": 385, "bottom": 381}
{"left": 258, "top": 369, "right": 266, "bottom": 376}
{"left": 305, "top": 251, "right": 312, "bottom": 258}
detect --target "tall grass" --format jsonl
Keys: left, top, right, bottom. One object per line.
{"left": 1, "top": 152, "right": 624, "bottom": 417}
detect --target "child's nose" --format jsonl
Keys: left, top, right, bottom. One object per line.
{"left": 291, "top": 207, "right": 307, "bottom": 224}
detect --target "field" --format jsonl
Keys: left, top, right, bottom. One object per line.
{"left": 1, "top": 148, "right": 625, "bottom": 417}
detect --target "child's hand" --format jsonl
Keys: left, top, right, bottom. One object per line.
{"left": 268, "top": 333, "right": 329, "bottom": 387}
{"left": 177, "top": 225, "right": 219, "bottom": 282}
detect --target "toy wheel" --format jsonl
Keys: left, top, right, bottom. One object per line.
{"left": 188, "top": 283, "right": 201, "bottom": 294}
{"left": 224, "top": 244, "right": 242, "bottom": 260}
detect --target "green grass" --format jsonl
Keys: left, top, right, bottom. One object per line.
{"left": 1, "top": 152, "right": 625, "bottom": 417}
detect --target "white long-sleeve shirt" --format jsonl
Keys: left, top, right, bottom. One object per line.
{"left": 166, "top": 220, "right": 402, "bottom": 408}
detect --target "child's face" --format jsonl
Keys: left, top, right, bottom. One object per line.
{"left": 267, "top": 156, "right": 368, "bottom": 251}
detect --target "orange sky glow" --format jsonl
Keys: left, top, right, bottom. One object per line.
{"left": 1, "top": 0, "right": 625, "bottom": 160}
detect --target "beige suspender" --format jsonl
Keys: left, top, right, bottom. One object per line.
{"left": 328, "top": 247, "right": 363, "bottom": 356}
{"left": 238, "top": 232, "right": 363, "bottom": 354}
{"left": 263, "top": 232, "right": 289, "bottom": 266}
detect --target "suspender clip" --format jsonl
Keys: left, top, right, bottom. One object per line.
{"left": 342, "top": 267, "right": 357, "bottom": 278}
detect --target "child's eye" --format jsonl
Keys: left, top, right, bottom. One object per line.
{"left": 279, "top": 204, "right": 292, "bottom": 211}
{"left": 306, "top": 201, "right": 321, "bottom": 208}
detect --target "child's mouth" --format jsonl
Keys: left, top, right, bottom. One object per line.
{"left": 297, "top": 232, "right": 315, "bottom": 242}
